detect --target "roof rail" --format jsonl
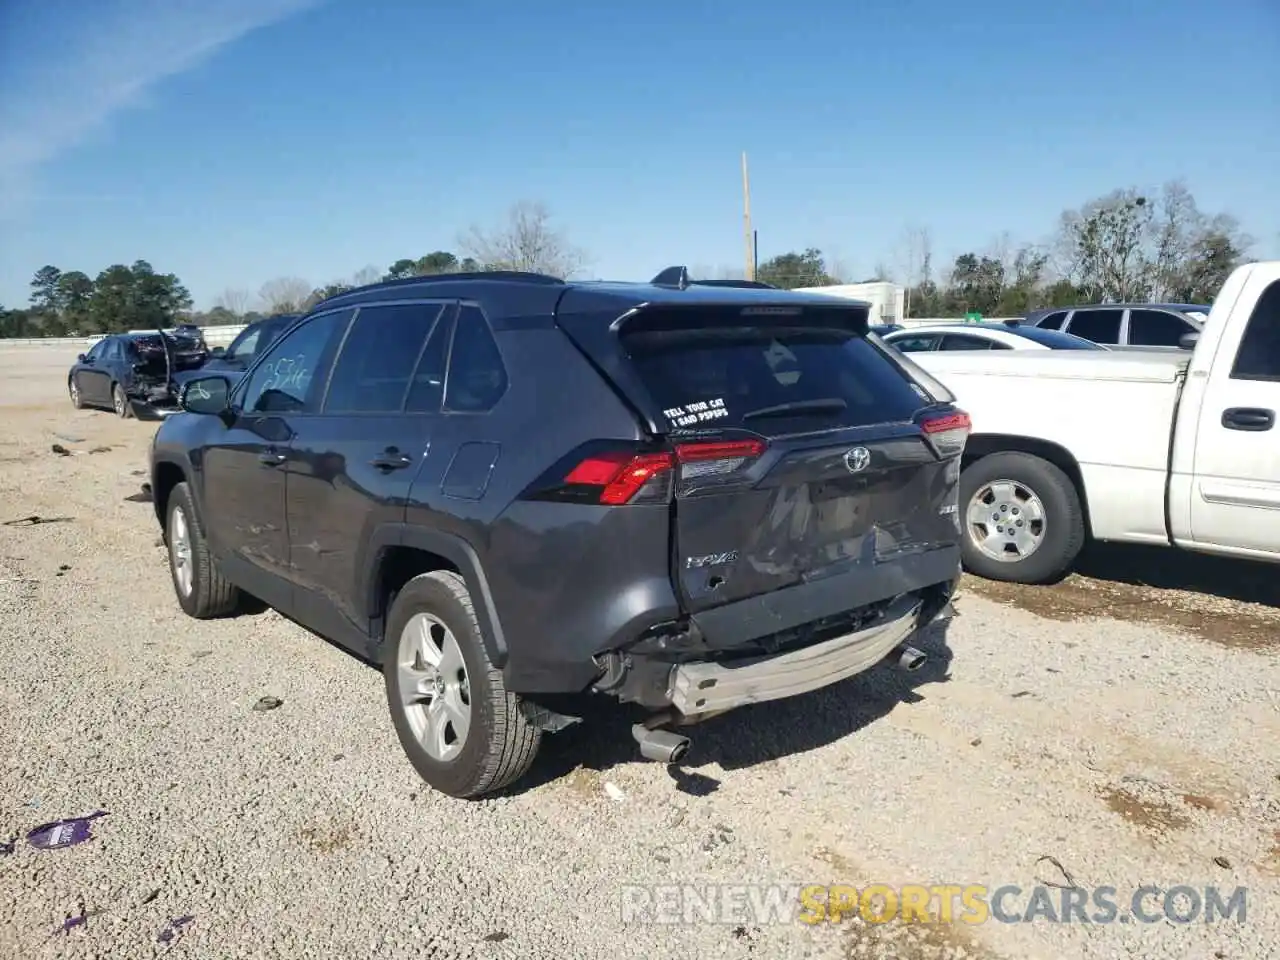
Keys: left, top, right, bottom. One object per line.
{"left": 649, "top": 266, "right": 778, "bottom": 290}
{"left": 315, "top": 269, "right": 565, "bottom": 308}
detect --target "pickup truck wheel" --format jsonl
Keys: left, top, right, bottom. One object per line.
{"left": 166, "top": 481, "right": 241, "bottom": 618}
{"left": 959, "top": 452, "right": 1084, "bottom": 584}
{"left": 384, "top": 570, "right": 540, "bottom": 799}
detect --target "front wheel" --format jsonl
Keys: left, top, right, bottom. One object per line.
{"left": 958, "top": 452, "right": 1085, "bottom": 584}
{"left": 383, "top": 571, "right": 540, "bottom": 799}
{"left": 166, "top": 481, "right": 241, "bottom": 618}
{"left": 69, "top": 377, "right": 83, "bottom": 409}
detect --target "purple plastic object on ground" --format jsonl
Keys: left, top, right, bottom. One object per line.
{"left": 25, "top": 811, "right": 108, "bottom": 850}
{"left": 157, "top": 915, "right": 194, "bottom": 944}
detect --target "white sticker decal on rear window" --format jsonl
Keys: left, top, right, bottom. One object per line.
{"left": 663, "top": 397, "right": 728, "bottom": 428}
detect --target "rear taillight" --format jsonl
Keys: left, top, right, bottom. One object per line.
{"left": 535, "top": 438, "right": 768, "bottom": 505}
{"left": 564, "top": 451, "right": 675, "bottom": 505}
{"left": 921, "top": 410, "right": 971, "bottom": 458}
{"left": 674, "top": 438, "right": 766, "bottom": 482}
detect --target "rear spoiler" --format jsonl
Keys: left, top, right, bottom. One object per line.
{"left": 650, "top": 265, "right": 778, "bottom": 291}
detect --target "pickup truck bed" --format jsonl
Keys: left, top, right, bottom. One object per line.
{"left": 900, "top": 261, "right": 1280, "bottom": 583}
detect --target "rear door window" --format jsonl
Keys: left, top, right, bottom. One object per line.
{"left": 888, "top": 334, "right": 939, "bottom": 353}
{"left": 1128, "top": 309, "right": 1191, "bottom": 347}
{"left": 1065, "top": 309, "right": 1123, "bottom": 344}
{"left": 940, "top": 334, "right": 999, "bottom": 350}
{"left": 625, "top": 322, "right": 926, "bottom": 431}
{"left": 1036, "top": 311, "right": 1067, "bottom": 330}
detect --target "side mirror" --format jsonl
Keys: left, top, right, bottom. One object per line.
{"left": 1178, "top": 331, "right": 1200, "bottom": 351}
{"left": 76, "top": 353, "right": 87, "bottom": 363}
{"left": 209, "top": 346, "right": 226, "bottom": 358}
{"left": 179, "top": 375, "right": 232, "bottom": 416}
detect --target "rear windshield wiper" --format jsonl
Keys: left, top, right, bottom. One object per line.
{"left": 741, "top": 397, "right": 848, "bottom": 421}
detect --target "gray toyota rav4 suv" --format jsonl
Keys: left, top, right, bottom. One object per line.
{"left": 150, "top": 267, "right": 969, "bottom": 798}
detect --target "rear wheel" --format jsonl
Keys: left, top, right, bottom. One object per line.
{"left": 384, "top": 571, "right": 540, "bottom": 799}
{"left": 959, "top": 452, "right": 1084, "bottom": 584}
{"left": 166, "top": 481, "right": 240, "bottom": 618}
{"left": 111, "top": 383, "right": 132, "bottom": 419}
{"left": 69, "top": 377, "right": 83, "bottom": 409}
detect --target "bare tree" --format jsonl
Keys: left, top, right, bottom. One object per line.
{"left": 349, "top": 265, "right": 380, "bottom": 287}
{"left": 458, "top": 201, "right": 587, "bottom": 278}
{"left": 258, "top": 276, "right": 312, "bottom": 314}
{"left": 213, "top": 287, "right": 252, "bottom": 316}
{"left": 894, "top": 225, "right": 933, "bottom": 289}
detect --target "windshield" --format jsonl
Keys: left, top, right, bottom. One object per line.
{"left": 224, "top": 317, "right": 289, "bottom": 363}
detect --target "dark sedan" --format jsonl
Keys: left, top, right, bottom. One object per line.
{"left": 170, "top": 314, "right": 298, "bottom": 394}
{"left": 68, "top": 329, "right": 208, "bottom": 417}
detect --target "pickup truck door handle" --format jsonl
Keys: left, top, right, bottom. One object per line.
{"left": 1221, "top": 407, "right": 1275, "bottom": 432}
{"left": 370, "top": 448, "right": 414, "bottom": 471}
{"left": 257, "top": 448, "right": 287, "bottom": 466}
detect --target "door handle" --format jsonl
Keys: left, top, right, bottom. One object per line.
{"left": 1221, "top": 407, "right": 1274, "bottom": 432}
{"left": 258, "top": 448, "right": 287, "bottom": 466}
{"left": 370, "top": 448, "right": 414, "bottom": 471}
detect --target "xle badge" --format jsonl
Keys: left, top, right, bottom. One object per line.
{"left": 686, "top": 551, "right": 739, "bottom": 569}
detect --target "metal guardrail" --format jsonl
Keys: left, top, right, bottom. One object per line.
{"left": 0, "top": 324, "right": 247, "bottom": 348}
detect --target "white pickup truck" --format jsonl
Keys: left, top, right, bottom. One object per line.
{"left": 897, "top": 260, "right": 1280, "bottom": 584}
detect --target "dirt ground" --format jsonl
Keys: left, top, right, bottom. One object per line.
{"left": 2, "top": 344, "right": 1278, "bottom": 960}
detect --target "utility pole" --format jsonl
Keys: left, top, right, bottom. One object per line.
{"left": 742, "top": 152, "right": 754, "bottom": 281}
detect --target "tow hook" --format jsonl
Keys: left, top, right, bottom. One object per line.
{"left": 631, "top": 712, "right": 690, "bottom": 764}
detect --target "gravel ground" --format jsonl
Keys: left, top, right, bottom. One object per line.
{"left": 2, "top": 345, "right": 1278, "bottom": 960}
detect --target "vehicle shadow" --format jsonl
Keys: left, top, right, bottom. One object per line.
{"left": 1072, "top": 541, "right": 1280, "bottom": 608}
{"left": 508, "top": 617, "right": 955, "bottom": 798}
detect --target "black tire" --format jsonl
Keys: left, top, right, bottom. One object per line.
{"left": 69, "top": 376, "right": 84, "bottom": 409}
{"left": 166, "top": 481, "right": 241, "bottom": 618}
{"left": 383, "top": 571, "right": 540, "bottom": 799}
{"left": 958, "top": 452, "right": 1085, "bottom": 584}
{"left": 111, "top": 383, "right": 132, "bottom": 419}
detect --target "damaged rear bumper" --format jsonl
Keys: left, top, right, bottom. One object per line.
{"left": 668, "top": 592, "right": 925, "bottom": 716}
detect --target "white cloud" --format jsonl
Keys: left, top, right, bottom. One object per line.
{"left": 0, "top": 0, "right": 323, "bottom": 213}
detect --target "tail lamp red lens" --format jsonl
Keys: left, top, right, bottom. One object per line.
{"left": 560, "top": 439, "right": 767, "bottom": 505}
{"left": 920, "top": 410, "right": 971, "bottom": 457}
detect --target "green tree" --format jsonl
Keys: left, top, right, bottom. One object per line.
{"left": 755, "top": 248, "right": 841, "bottom": 289}
{"left": 56, "top": 270, "right": 95, "bottom": 333}
{"left": 87, "top": 264, "right": 137, "bottom": 333}
{"left": 29, "top": 265, "right": 62, "bottom": 312}
{"left": 947, "top": 253, "right": 1005, "bottom": 315}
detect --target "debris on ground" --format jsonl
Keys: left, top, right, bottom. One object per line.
{"left": 87, "top": 446, "right": 112, "bottom": 454}
{"left": 3, "top": 515, "right": 74, "bottom": 527}
{"left": 603, "top": 781, "right": 626, "bottom": 801}
{"left": 50, "top": 444, "right": 71, "bottom": 457}
{"left": 53, "top": 433, "right": 86, "bottom": 444}
{"left": 26, "top": 811, "right": 108, "bottom": 850}
{"left": 1, "top": 836, "right": 15, "bottom": 855}
{"left": 252, "top": 696, "right": 283, "bottom": 712}
{"left": 141, "top": 888, "right": 161, "bottom": 905}
{"left": 156, "top": 915, "right": 194, "bottom": 944}
{"left": 53, "top": 904, "right": 92, "bottom": 936}
{"left": 1214, "top": 855, "right": 1232, "bottom": 869}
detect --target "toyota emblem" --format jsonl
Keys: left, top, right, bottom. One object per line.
{"left": 844, "top": 446, "right": 871, "bottom": 473}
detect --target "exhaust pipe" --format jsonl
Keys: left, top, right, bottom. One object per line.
{"left": 631, "top": 715, "right": 691, "bottom": 764}
{"left": 889, "top": 643, "right": 928, "bottom": 672}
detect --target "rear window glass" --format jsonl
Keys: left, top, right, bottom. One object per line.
{"left": 624, "top": 323, "right": 928, "bottom": 431}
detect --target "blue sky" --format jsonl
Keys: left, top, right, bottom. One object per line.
{"left": 1, "top": 0, "right": 1277, "bottom": 310}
